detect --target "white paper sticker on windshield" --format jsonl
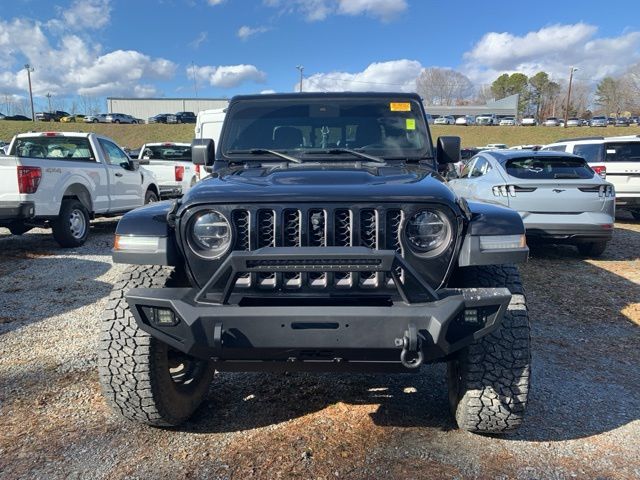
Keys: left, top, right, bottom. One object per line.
{"left": 606, "top": 149, "right": 616, "bottom": 154}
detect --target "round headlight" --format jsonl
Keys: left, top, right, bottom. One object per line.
{"left": 405, "top": 210, "right": 451, "bottom": 252}
{"left": 190, "top": 210, "right": 232, "bottom": 258}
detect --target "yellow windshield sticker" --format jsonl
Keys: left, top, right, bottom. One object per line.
{"left": 390, "top": 102, "right": 411, "bottom": 111}
{"left": 406, "top": 118, "right": 416, "bottom": 130}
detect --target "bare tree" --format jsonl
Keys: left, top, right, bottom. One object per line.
{"left": 621, "top": 63, "right": 640, "bottom": 112}
{"left": 416, "top": 68, "right": 475, "bottom": 106}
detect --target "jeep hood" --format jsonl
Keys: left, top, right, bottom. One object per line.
{"left": 181, "top": 164, "right": 458, "bottom": 206}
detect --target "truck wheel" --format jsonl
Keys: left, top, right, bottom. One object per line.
{"left": 51, "top": 199, "right": 90, "bottom": 247}
{"left": 8, "top": 222, "right": 33, "bottom": 236}
{"left": 447, "top": 264, "right": 531, "bottom": 434}
{"left": 631, "top": 210, "right": 640, "bottom": 221}
{"left": 99, "top": 265, "right": 215, "bottom": 426}
{"left": 145, "top": 190, "right": 158, "bottom": 204}
{"left": 577, "top": 241, "right": 607, "bottom": 257}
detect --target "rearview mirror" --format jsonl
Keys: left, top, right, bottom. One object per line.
{"left": 436, "top": 136, "right": 461, "bottom": 164}
{"left": 191, "top": 138, "right": 215, "bottom": 171}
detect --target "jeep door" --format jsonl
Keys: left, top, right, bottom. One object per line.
{"left": 97, "top": 138, "right": 143, "bottom": 211}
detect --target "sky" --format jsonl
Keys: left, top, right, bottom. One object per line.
{"left": 1, "top": 0, "right": 639, "bottom": 110}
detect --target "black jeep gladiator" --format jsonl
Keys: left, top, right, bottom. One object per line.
{"left": 100, "top": 92, "right": 531, "bottom": 434}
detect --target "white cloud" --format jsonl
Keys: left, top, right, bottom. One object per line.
{"left": 302, "top": 59, "right": 422, "bottom": 92}
{"left": 464, "top": 23, "right": 640, "bottom": 84}
{"left": 237, "top": 25, "right": 270, "bottom": 40}
{"left": 188, "top": 64, "right": 267, "bottom": 88}
{"left": 207, "top": 0, "right": 226, "bottom": 5}
{"left": 260, "top": 89, "right": 277, "bottom": 94}
{"left": 263, "top": 0, "right": 406, "bottom": 22}
{"left": 189, "top": 31, "right": 208, "bottom": 48}
{"left": 0, "top": 15, "right": 176, "bottom": 98}
{"left": 61, "top": 0, "right": 112, "bottom": 30}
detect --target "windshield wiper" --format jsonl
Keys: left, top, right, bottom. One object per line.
{"left": 303, "top": 148, "right": 386, "bottom": 164}
{"left": 226, "top": 149, "right": 302, "bottom": 164}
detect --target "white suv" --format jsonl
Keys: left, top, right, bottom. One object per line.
{"left": 542, "top": 135, "right": 640, "bottom": 219}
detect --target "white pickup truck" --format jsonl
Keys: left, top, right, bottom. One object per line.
{"left": 137, "top": 142, "right": 201, "bottom": 198}
{"left": 0, "top": 131, "right": 160, "bottom": 247}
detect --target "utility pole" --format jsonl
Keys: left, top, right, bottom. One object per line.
{"left": 296, "top": 65, "right": 304, "bottom": 93}
{"left": 46, "top": 92, "right": 52, "bottom": 113}
{"left": 24, "top": 64, "right": 35, "bottom": 122}
{"left": 564, "top": 66, "right": 578, "bottom": 128}
{"left": 191, "top": 61, "right": 200, "bottom": 113}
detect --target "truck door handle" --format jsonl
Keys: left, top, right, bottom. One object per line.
{"left": 115, "top": 172, "right": 123, "bottom": 177}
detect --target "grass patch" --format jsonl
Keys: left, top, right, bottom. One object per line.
{"left": 2, "top": 120, "right": 639, "bottom": 150}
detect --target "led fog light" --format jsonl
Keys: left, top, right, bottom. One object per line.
{"left": 152, "top": 308, "right": 178, "bottom": 326}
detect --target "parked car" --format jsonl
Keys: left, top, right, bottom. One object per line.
{"left": 175, "top": 111, "right": 197, "bottom": 123}
{"left": 607, "top": 117, "right": 616, "bottom": 125}
{"left": 543, "top": 117, "right": 561, "bottom": 127}
{"left": 630, "top": 116, "right": 640, "bottom": 125}
{"left": 590, "top": 116, "right": 607, "bottom": 127}
{"left": 615, "top": 117, "right": 630, "bottom": 127}
{"left": 35, "top": 111, "right": 70, "bottom": 122}
{"left": 455, "top": 115, "right": 475, "bottom": 126}
{"left": 60, "top": 114, "right": 87, "bottom": 123}
{"left": 84, "top": 113, "right": 108, "bottom": 123}
{"left": 148, "top": 113, "right": 174, "bottom": 124}
{"left": 105, "top": 113, "right": 138, "bottom": 124}
{"left": 138, "top": 142, "right": 200, "bottom": 198}
{"left": 424, "top": 113, "right": 435, "bottom": 125}
{"left": 566, "top": 118, "right": 581, "bottom": 127}
{"left": 542, "top": 135, "right": 640, "bottom": 219}
{"left": 448, "top": 150, "right": 614, "bottom": 256}
{"left": 485, "top": 143, "right": 508, "bottom": 149}
{"left": 0, "top": 131, "right": 159, "bottom": 247}
{"left": 509, "top": 145, "right": 542, "bottom": 151}
{"left": 434, "top": 115, "right": 455, "bottom": 125}
{"left": 3, "top": 115, "right": 32, "bottom": 121}
{"left": 475, "top": 113, "right": 498, "bottom": 126}
{"left": 101, "top": 91, "right": 531, "bottom": 434}
{"left": 499, "top": 117, "right": 516, "bottom": 126}
{"left": 520, "top": 117, "right": 537, "bottom": 126}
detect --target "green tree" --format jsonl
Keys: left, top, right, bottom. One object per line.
{"left": 490, "top": 72, "right": 529, "bottom": 114}
{"left": 528, "top": 72, "right": 560, "bottom": 119}
{"left": 595, "top": 77, "right": 625, "bottom": 115}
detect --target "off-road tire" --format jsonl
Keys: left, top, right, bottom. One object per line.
{"left": 51, "top": 198, "right": 90, "bottom": 248}
{"left": 577, "top": 241, "right": 607, "bottom": 257}
{"left": 99, "top": 265, "right": 215, "bottom": 427}
{"left": 447, "top": 264, "right": 531, "bottom": 434}
{"left": 145, "top": 190, "right": 158, "bottom": 204}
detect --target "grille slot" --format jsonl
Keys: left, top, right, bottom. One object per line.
{"left": 230, "top": 206, "right": 408, "bottom": 290}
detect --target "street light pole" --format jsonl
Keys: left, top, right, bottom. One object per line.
{"left": 296, "top": 65, "right": 304, "bottom": 93}
{"left": 563, "top": 66, "right": 578, "bottom": 128}
{"left": 46, "top": 92, "right": 52, "bottom": 113}
{"left": 24, "top": 64, "right": 35, "bottom": 122}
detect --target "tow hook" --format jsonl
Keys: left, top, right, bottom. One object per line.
{"left": 396, "top": 324, "right": 424, "bottom": 369}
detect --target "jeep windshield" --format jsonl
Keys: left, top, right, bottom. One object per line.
{"left": 222, "top": 97, "right": 432, "bottom": 162}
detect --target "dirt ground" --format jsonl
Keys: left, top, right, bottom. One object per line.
{"left": 0, "top": 215, "right": 638, "bottom": 480}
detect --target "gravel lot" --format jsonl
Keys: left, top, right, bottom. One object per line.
{"left": 1, "top": 216, "right": 639, "bottom": 480}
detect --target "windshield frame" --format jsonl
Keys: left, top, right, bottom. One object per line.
{"left": 218, "top": 96, "right": 433, "bottom": 163}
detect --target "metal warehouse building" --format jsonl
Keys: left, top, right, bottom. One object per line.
{"left": 107, "top": 97, "right": 230, "bottom": 121}
{"left": 425, "top": 94, "right": 519, "bottom": 118}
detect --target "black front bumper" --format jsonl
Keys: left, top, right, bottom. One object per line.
{"left": 0, "top": 201, "right": 35, "bottom": 222}
{"left": 126, "top": 248, "right": 512, "bottom": 372}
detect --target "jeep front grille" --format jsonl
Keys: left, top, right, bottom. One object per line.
{"left": 231, "top": 206, "right": 404, "bottom": 289}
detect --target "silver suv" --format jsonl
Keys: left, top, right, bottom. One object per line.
{"left": 105, "top": 113, "right": 138, "bottom": 124}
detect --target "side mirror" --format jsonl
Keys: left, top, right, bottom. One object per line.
{"left": 191, "top": 138, "right": 215, "bottom": 171}
{"left": 129, "top": 159, "right": 140, "bottom": 171}
{"left": 436, "top": 136, "right": 461, "bottom": 165}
